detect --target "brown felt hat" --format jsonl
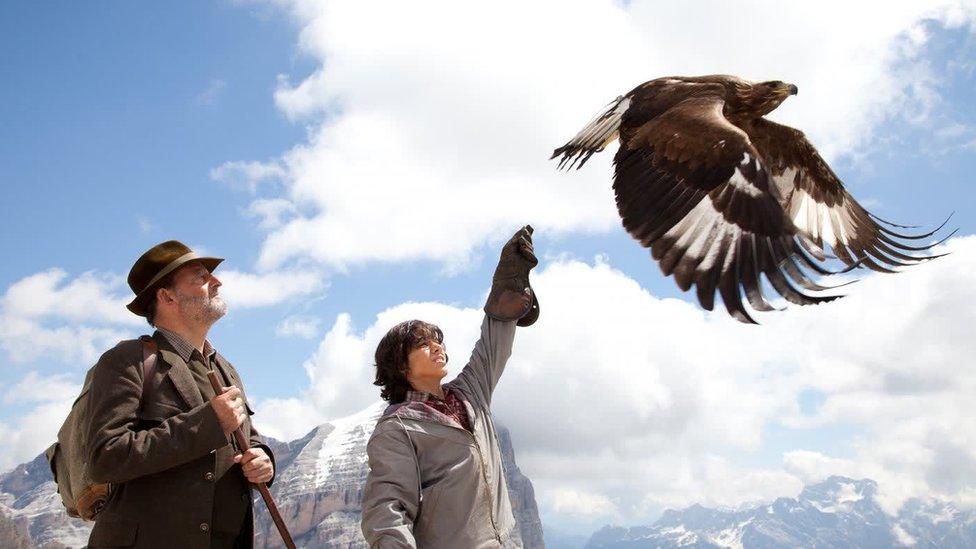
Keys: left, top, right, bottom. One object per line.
{"left": 126, "top": 240, "right": 223, "bottom": 317}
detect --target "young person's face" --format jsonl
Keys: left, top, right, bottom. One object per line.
{"left": 406, "top": 338, "right": 448, "bottom": 386}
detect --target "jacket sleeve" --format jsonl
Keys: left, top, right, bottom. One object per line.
{"left": 220, "top": 354, "right": 278, "bottom": 486}
{"left": 454, "top": 315, "right": 517, "bottom": 406}
{"left": 361, "top": 424, "right": 419, "bottom": 549}
{"left": 85, "top": 344, "right": 228, "bottom": 484}
{"left": 248, "top": 421, "right": 277, "bottom": 487}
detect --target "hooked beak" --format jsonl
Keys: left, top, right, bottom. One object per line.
{"left": 786, "top": 83, "right": 798, "bottom": 96}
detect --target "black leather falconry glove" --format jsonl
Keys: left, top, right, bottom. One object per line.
{"left": 484, "top": 225, "right": 540, "bottom": 327}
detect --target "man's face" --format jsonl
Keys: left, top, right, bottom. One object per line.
{"left": 406, "top": 338, "right": 448, "bottom": 385}
{"left": 168, "top": 262, "right": 226, "bottom": 325}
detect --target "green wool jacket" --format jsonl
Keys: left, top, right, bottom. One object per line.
{"left": 83, "top": 332, "right": 275, "bottom": 548}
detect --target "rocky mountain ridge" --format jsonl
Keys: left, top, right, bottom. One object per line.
{"left": 583, "top": 476, "right": 976, "bottom": 549}
{"left": 0, "top": 402, "right": 545, "bottom": 548}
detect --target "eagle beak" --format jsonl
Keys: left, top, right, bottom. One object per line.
{"left": 787, "top": 84, "right": 798, "bottom": 96}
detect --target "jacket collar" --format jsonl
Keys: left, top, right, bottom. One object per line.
{"left": 155, "top": 327, "right": 216, "bottom": 364}
{"left": 382, "top": 382, "right": 475, "bottom": 432}
{"left": 152, "top": 331, "right": 205, "bottom": 410}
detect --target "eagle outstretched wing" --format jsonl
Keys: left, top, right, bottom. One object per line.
{"left": 553, "top": 75, "right": 950, "bottom": 323}
{"left": 744, "top": 118, "right": 954, "bottom": 273}
{"left": 613, "top": 93, "right": 841, "bottom": 323}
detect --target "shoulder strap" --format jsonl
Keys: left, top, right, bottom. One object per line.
{"left": 139, "top": 335, "right": 158, "bottom": 408}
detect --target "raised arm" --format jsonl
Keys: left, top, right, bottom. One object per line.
{"left": 455, "top": 317, "right": 517, "bottom": 406}
{"left": 361, "top": 424, "right": 421, "bottom": 548}
{"left": 456, "top": 225, "right": 539, "bottom": 405}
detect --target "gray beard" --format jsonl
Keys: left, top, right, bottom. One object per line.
{"left": 176, "top": 292, "right": 227, "bottom": 325}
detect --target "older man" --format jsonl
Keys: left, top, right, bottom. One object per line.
{"left": 85, "top": 240, "right": 274, "bottom": 548}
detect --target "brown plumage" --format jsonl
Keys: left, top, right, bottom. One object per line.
{"left": 552, "top": 75, "right": 952, "bottom": 323}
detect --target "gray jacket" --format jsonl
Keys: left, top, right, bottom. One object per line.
{"left": 361, "top": 317, "right": 520, "bottom": 548}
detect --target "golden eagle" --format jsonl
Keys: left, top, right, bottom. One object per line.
{"left": 552, "top": 75, "right": 952, "bottom": 323}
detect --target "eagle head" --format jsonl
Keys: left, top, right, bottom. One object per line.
{"left": 750, "top": 80, "right": 798, "bottom": 116}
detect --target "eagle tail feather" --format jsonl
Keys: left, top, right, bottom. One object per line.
{"left": 552, "top": 95, "right": 630, "bottom": 171}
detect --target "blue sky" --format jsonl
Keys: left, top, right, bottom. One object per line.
{"left": 2, "top": 0, "right": 976, "bottom": 537}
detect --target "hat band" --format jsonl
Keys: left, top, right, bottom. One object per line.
{"left": 143, "top": 252, "right": 201, "bottom": 291}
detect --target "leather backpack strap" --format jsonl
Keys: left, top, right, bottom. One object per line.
{"left": 138, "top": 335, "right": 159, "bottom": 408}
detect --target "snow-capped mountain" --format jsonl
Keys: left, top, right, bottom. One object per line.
{"left": 583, "top": 476, "right": 976, "bottom": 549}
{"left": 0, "top": 453, "right": 91, "bottom": 548}
{"left": 0, "top": 402, "right": 545, "bottom": 548}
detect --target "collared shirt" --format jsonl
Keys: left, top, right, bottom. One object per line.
{"left": 404, "top": 386, "right": 472, "bottom": 432}
{"left": 155, "top": 327, "right": 219, "bottom": 401}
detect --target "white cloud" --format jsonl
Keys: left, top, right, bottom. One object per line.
{"left": 0, "top": 269, "right": 139, "bottom": 364}
{"left": 275, "top": 314, "right": 322, "bottom": 339}
{"left": 546, "top": 488, "right": 618, "bottom": 519}
{"left": 249, "top": 395, "right": 326, "bottom": 442}
{"left": 0, "top": 372, "right": 80, "bottom": 472}
{"left": 3, "top": 371, "right": 80, "bottom": 405}
{"left": 266, "top": 236, "right": 976, "bottom": 529}
{"left": 0, "top": 266, "right": 327, "bottom": 364}
{"left": 217, "top": 268, "right": 327, "bottom": 308}
{"left": 232, "top": 0, "right": 975, "bottom": 272}
{"left": 2, "top": 269, "right": 136, "bottom": 325}
{"left": 783, "top": 450, "right": 864, "bottom": 486}
{"left": 210, "top": 160, "right": 286, "bottom": 193}
{"left": 245, "top": 198, "right": 298, "bottom": 229}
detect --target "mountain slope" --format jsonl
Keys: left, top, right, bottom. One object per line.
{"left": 0, "top": 402, "right": 545, "bottom": 548}
{"left": 583, "top": 476, "right": 976, "bottom": 549}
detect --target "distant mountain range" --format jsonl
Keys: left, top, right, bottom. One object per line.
{"left": 0, "top": 402, "right": 544, "bottom": 548}
{"left": 581, "top": 476, "right": 976, "bottom": 549}
{"left": 4, "top": 412, "right": 975, "bottom": 549}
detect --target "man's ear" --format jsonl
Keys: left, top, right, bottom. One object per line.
{"left": 156, "top": 286, "right": 175, "bottom": 305}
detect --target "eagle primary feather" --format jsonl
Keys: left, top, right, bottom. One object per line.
{"left": 552, "top": 74, "right": 950, "bottom": 323}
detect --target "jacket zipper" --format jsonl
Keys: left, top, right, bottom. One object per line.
{"left": 382, "top": 416, "right": 502, "bottom": 542}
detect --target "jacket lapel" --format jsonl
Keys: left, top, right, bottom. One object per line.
{"left": 157, "top": 348, "right": 205, "bottom": 410}
{"left": 212, "top": 353, "right": 238, "bottom": 390}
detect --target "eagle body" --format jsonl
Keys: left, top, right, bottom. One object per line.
{"left": 553, "top": 75, "right": 949, "bottom": 323}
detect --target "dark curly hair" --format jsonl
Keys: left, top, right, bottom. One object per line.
{"left": 373, "top": 320, "right": 447, "bottom": 404}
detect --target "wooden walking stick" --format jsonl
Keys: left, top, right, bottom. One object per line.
{"left": 208, "top": 371, "right": 297, "bottom": 549}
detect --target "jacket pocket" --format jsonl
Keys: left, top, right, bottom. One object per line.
{"left": 88, "top": 513, "right": 138, "bottom": 547}
{"left": 414, "top": 482, "right": 444, "bottom": 538}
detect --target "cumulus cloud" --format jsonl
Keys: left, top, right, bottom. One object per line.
{"left": 230, "top": 0, "right": 976, "bottom": 272}
{"left": 0, "top": 266, "right": 326, "bottom": 365}
{"left": 217, "top": 268, "right": 327, "bottom": 309}
{"left": 257, "top": 236, "right": 976, "bottom": 529}
{"left": 249, "top": 395, "right": 326, "bottom": 442}
{"left": 0, "top": 372, "right": 80, "bottom": 472}
{"left": 546, "top": 488, "right": 618, "bottom": 519}
{"left": 0, "top": 269, "right": 140, "bottom": 364}
{"left": 245, "top": 198, "right": 298, "bottom": 230}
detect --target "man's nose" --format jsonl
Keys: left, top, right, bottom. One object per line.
{"left": 209, "top": 273, "right": 222, "bottom": 288}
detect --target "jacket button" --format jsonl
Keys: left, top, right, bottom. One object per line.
{"left": 204, "top": 472, "right": 215, "bottom": 481}
{"left": 199, "top": 522, "right": 210, "bottom": 533}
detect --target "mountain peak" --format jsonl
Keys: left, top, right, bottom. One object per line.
{"left": 798, "top": 476, "right": 878, "bottom": 513}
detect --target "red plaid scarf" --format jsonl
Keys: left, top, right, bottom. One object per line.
{"left": 403, "top": 386, "right": 472, "bottom": 432}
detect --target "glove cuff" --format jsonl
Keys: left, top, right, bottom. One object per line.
{"left": 484, "top": 282, "right": 538, "bottom": 326}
